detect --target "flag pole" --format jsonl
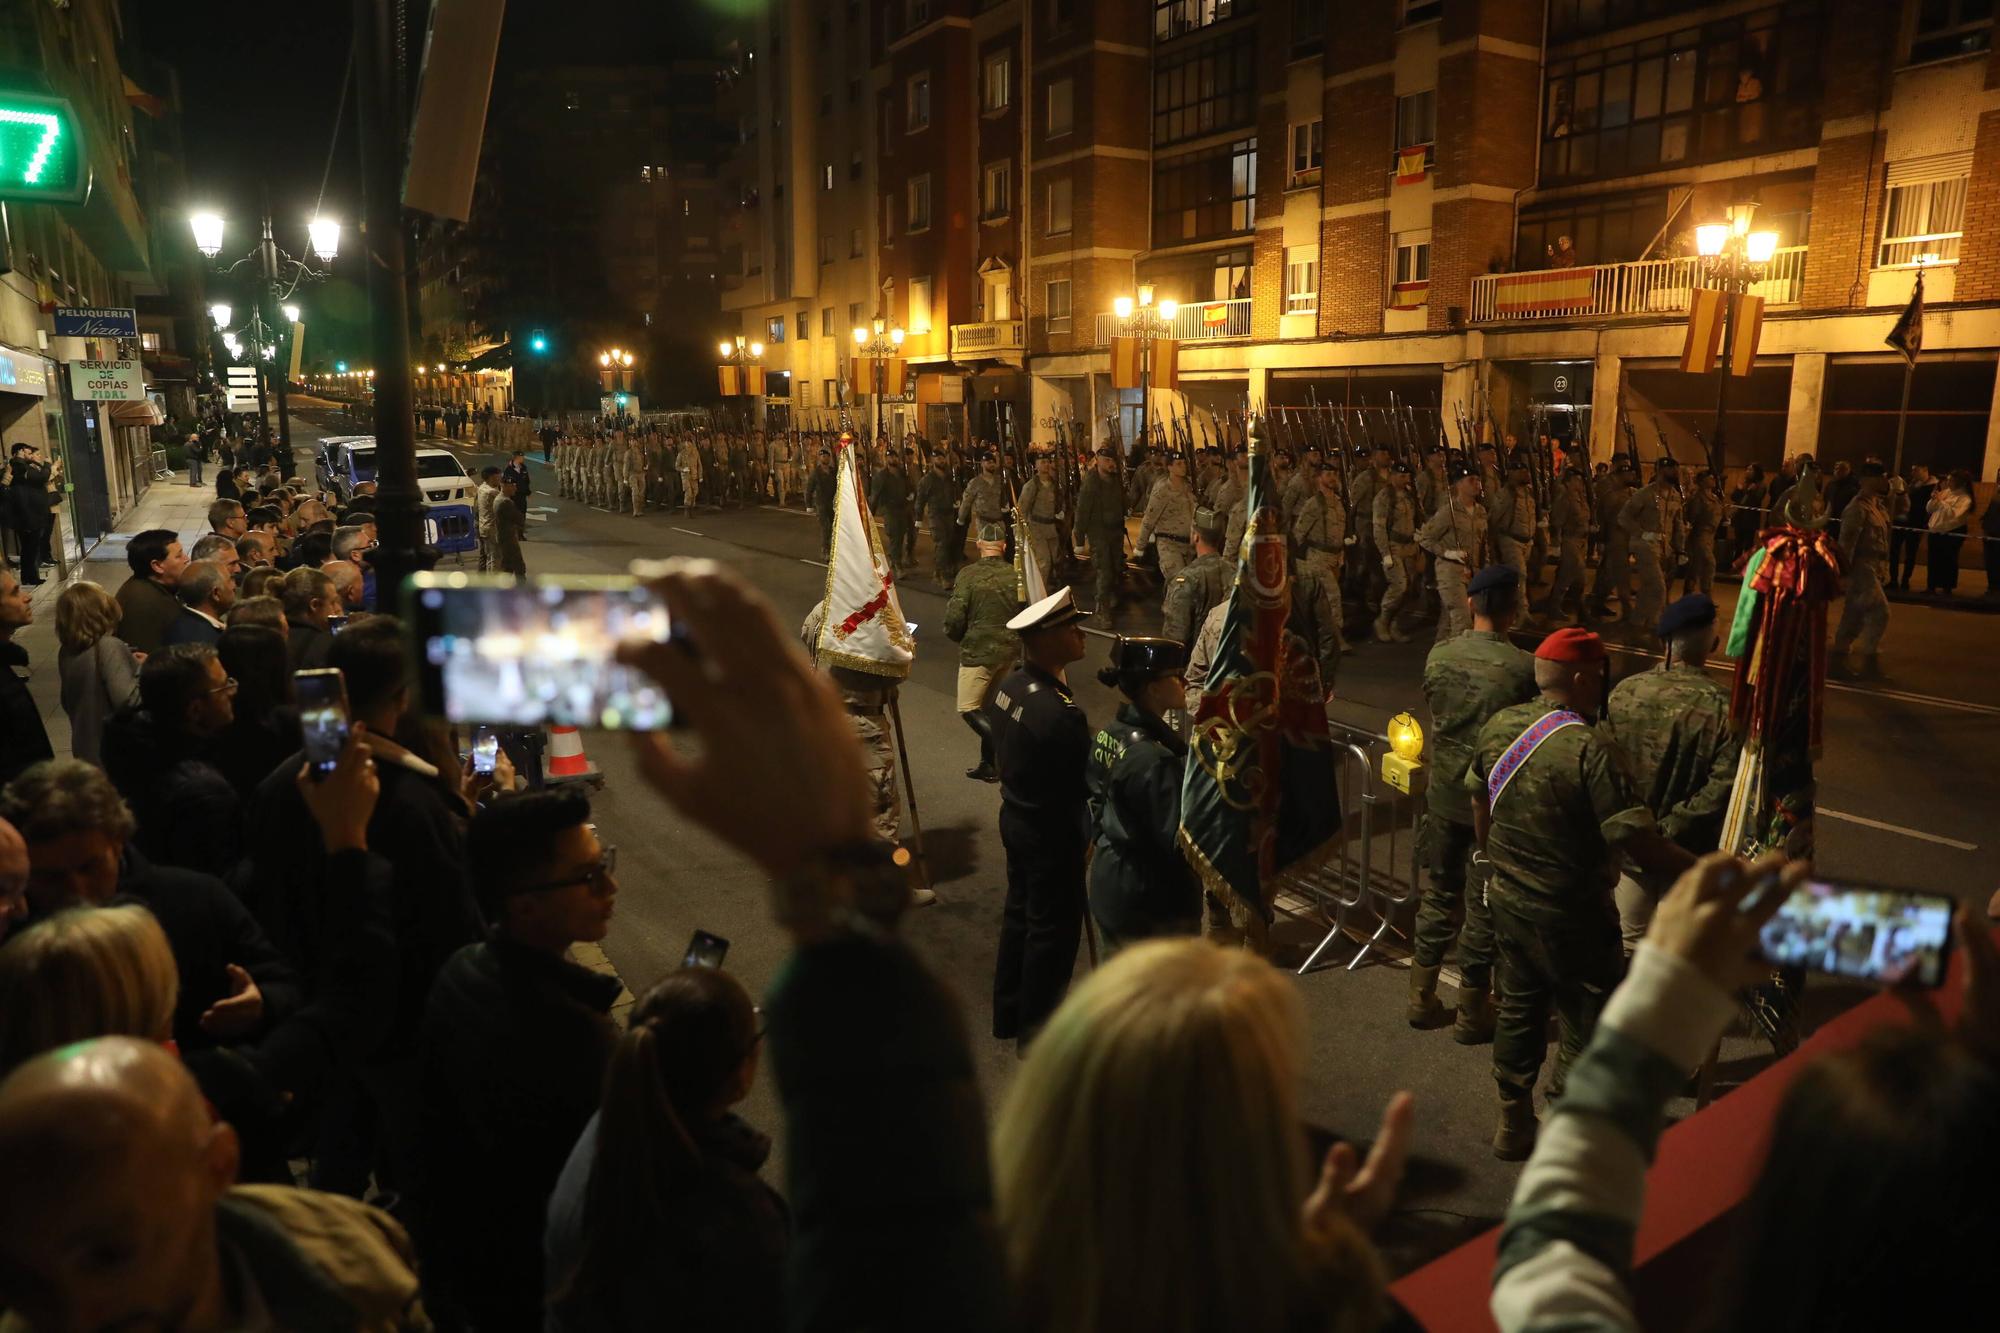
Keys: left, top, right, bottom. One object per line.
{"left": 1890, "top": 357, "right": 1915, "bottom": 478}
{"left": 886, "top": 693, "right": 932, "bottom": 894}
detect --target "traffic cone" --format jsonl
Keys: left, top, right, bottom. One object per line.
{"left": 546, "top": 725, "right": 600, "bottom": 785}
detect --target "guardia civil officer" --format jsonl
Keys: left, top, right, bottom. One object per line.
{"left": 990, "top": 587, "right": 1092, "bottom": 1050}
{"left": 1085, "top": 636, "right": 1197, "bottom": 950}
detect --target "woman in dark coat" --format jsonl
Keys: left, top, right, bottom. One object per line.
{"left": 1085, "top": 635, "right": 1200, "bottom": 949}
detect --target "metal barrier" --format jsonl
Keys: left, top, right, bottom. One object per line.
{"left": 1287, "top": 717, "right": 1427, "bottom": 976}
{"left": 148, "top": 448, "right": 172, "bottom": 481}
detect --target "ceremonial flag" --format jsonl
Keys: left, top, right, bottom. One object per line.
{"left": 1388, "top": 280, "right": 1430, "bottom": 310}
{"left": 1110, "top": 335, "right": 1142, "bottom": 390}
{"left": 1149, "top": 337, "right": 1180, "bottom": 390}
{"left": 745, "top": 365, "right": 767, "bottom": 396}
{"left": 1395, "top": 145, "right": 1429, "bottom": 184}
{"left": 1728, "top": 292, "right": 1764, "bottom": 377}
{"left": 1885, "top": 270, "right": 1925, "bottom": 366}
{"left": 1014, "top": 516, "right": 1049, "bottom": 604}
{"left": 1491, "top": 266, "right": 1595, "bottom": 316}
{"left": 815, "top": 432, "right": 914, "bottom": 678}
{"left": 1179, "top": 418, "right": 1343, "bottom": 947}
{"left": 718, "top": 366, "right": 742, "bottom": 396}
{"left": 1201, "top": 302, "right": 1229, "bottom": 328}
{"left": 1681, "top": 287, "right": 1727, "bottom": 375}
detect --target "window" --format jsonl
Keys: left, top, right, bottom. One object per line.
{"left": 850, "top": 226, "right": 864, "bottom": 257}
{"left": 1911, "top": 0, "right": 1994, "bottom": 62}
{"left": 907, "top": 73, "right": 931, "bottom": 131}
{"left": 822, "top": 307, "right": 835, "bottom": 336}
{"left": 768, "top": 316, "right": 786, "bottom": 343}
{"left": 1291, "top": 0, "right": 1325, "bottom": 54}
{"left": 909, "top": 277, "right": 933, "bottom": 333}
{"left": 1542, "top": 4, "right": 1824, "bottom": 185}
{"left": 1155, "top": 0, "right": 1245, "bottom": 43}
{"left": 983, "top": 161, "right": 1011, "bottom": 218}
{"left": 1880, "top": 173, "right": 1968, "bottom": 267}
{"left": 1288, "top": 119, "right": 1323, "bottom": 187}
{"left": 825, "top": 378, "right": 839, "bottom": 405}
{"left": 140, "top": 330, "right": 162, "bottom": 351}
{"left": 908, "top": 174, "right": 933, "bottom": 232}
{"left": 799, "top": 310, "right": 810, "bottom": 340}
{"left": 1395, "top": 90, "right": 1436, "bottom": 164}
{"left": 1153, "top": 28, "right": 1257, "bottom": 147}
{"left": 1516, "top": 188, "right": 1674, "bottom": 269}
{"left": 1152, "top": 137, "right": 1257, "bottom": 244}
{"left": 820, "top": 233, "right": 835, "bottom": 265}
{"left": 849, "top": 301, "right": 862, "bottom": 328}
{"left": 822, "top": 162, "right": 834, "bottom": 190}
{"left": 1046, "top": 177, "right": 1073, "bottom": 234}
{"left": 1401, "top": 0, "right": 1443, "bottom": 26}
{"left": 850, "top": 149, "right": 863, "bottom": 181}
{"left": 1047, "top": 78, "right": 1074, "bottom": 137}
{"left": 1046, "top": 278, "right": 1072, "bottom": 332}
{"left": 983, "top": 49, "right": 1013, "bottom": 112}
{"left": 1285, "top": 246, "right": 1318, "bottom": 313}
{"left": 1395, "top": 235, "right": 1432, "bottom": 284}
{"left": 1048, "top": 0, "right": 1076, "bottom": 32}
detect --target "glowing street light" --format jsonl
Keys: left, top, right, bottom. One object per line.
{"left": 307, "top": 216, "right": 341, "bottom": 264}
{"left": 282, "top": 303, "right": 301, "bottom": 324}
{"left": 208, "top": 302, "right": 232, "bottom": 327}
{"left": 1691, "top": 202, "right": 1782, "bottom": 479}
{"left": 190, "top": 212, "right": 225, "bottom": 258}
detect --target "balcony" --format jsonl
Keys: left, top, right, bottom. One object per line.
{"left": 949, "top": 319, "right": 1025, "bottom": 360}
{"left": 1468, "top": 247, "right": 1807, "bottom": 324}
{"left": 1091, "top": 296, "right": 1252, "bottom": 346}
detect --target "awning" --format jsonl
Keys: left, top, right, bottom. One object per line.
{"left": 463, "top": 341, "right": 513, "bottom": 371}
{"left": 107, "top": 399, "right": 165, "bottom": 426}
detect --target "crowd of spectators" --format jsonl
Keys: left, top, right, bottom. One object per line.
{"left": 0, "top": 556, "right": 1992, "bottom": 1333}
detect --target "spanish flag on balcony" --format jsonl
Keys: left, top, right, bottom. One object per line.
{"left": 1395, "top": 145, "right": 1429, "bottom": 185}
{"left": 1388, "top": 280, "right": 1430, "bottom": 310}
{"left": 1491, "top": 266, "right": 1595, "bottom": 316}
{"left": 1201, "top": 302, "right": 1229, "bottom": 329}
{"left": 745, "top": 365, "right": 768, "bottom": 396}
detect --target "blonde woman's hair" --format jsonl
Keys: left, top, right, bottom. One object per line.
{"left": 53, "top": 581, "right": 121, "bottom": 655}
{"left": 992, "top": 939, "right": 1383, "bottom": 1333}
{"left": 0, "top": 905, "right": 179, "bottom": 1075}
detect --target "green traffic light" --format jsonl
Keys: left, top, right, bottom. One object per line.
{"left": 335, "top": 360, "right": 347, "bottom": 372}
{"left": 529, "top": 330, "right": 549, "bottom": 353}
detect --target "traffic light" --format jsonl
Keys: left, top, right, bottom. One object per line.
{"left": 615, "top": 392, "right": 629, "bottom": 408}
{"left": 335, "top": 360, "right": 348, "bottom": 372}
{"left": 528, "top": 329, "right": 548, "bottom": 354}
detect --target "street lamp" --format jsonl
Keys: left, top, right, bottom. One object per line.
{"left": 208, "top": 302, "right": 231, "bottom": 327}
{"left": 852, "top": 316, "right": 906, "bottom": 447}
{"left": 188, "top": 204, "right": 340, "bottom": 459}
{"left": 1693, "top": 203, "right": 1780, "bottom": 480}
{"left": 1110, "top": 284, "right": 1178, "bottom": 462}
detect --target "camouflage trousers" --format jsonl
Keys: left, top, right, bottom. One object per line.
{"left": 1591, "top": 533, "right": 1631, "bottom": 612}
{"left": 1156, "top": 537, "right": 1191, "bottom": 582}
{"left": 1433, "top": 557, "right": 1470, "bottom": 642}
{"left": 852, "top": 706, "right": 903, "bottom": 844}
{"left": 1086, "top": 526, "right": 1125, "bottom": 609}
{"left": 1490, "top": 896, "right": 1623, "bottom": 1097}
{"left": 1493, "top": 534, "right": 1533, "bottom": 622}
{"left": 1546, "top": 538, "right": 1588, "bottom": 619}
{"left": 1414, "top": 814, "right": 1493, "bottom": 988}
{"left": 1379, "top": 546, "right": 1420, "bottom": 631}
{"left": 1833, "top": 560, "right": 1889, "bottom": 655}
{"left": 1025, "top": 529, "right": 1056, "bottom": 586}
{"left": 1302, "top": 549, "right": 1345, "bottom": 642}
{"left": 628, "top": 479, "right": 647, "bottom": 516}
{"left": 1684, "top": 528, "right": 1717, "bottom": 596}
{"left": 1629, "top": 536, "right": 1668, "bottom": 633}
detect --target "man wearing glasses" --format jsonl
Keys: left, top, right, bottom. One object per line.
{"left": 416, "top": 787, "right": 622, "bottom": 1333}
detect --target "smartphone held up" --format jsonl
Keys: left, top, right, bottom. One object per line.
{"left": 1755, "top": 877, "right": 1955, "bottom": 989}
{"left": 410, "top": 573, "right": 673, "bottom": 731}
{"left": 295, "top": 668, "right": 351, "bottom": 780}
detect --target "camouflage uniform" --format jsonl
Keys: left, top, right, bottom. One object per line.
{"left": 869, "top": 463, "right": 915, "bottom": 570}
{"left": 1016, "top": 471, "right": 1060, "bottom": 583}
{"left": 1419, "top": 630, "right": 1537, "bottom": 997}
{"left": 1287, "top": 566, "right": 1343, "bottom": 693}
{"left": 554, "top": 438, "right": 572, "bottom": 497}
{"left": 1488, "top": 480, "right": 1538, "bottom": 622}
{"left": 1416, "top": 499, "right": 1489, "bottom": 642}
{"left": 1073, "top": 468, "right": 1127, "bottom": 609}
{"left": 1372, "top": 484, "right": 1420, "bottom": 640}
{"left": 1604, "top": 661, "right": 1739, "bottom": 948}
{"left": 1349, "top": 465, "right": 1385, "bottom": 609}
{"left": 1290, "top": 486, "right": 1348, "bottom": 646}
{"left": 916, "top": 466, "right": 961, "bottom": 581}
{"left": 1545, "top": 481, "right": 1592, "bottom": 621}
{"left": 1160, "top": 550, "right": 1232, "bottom": 650}
{"left": 1589, "top": 467, "right": 1637, "bottom": 615}
{"left": 1832, "top": 490, "right": 1896, "bottom": 662}
{"left": 1682, "top": 486, "right": 1721, "bottom": 595}
{"left": 624, "top": 439, "right": 649, "bottom": 515}
{"left": 801, "top": 603, "right": 902, "bottom": 845}
{"left": 1208, "top": 471, "right": 1244, "bottom": 523}
{"left": 1466, "top": 700, "right": 1655, "bottom": 1101}
{"left": 1416, "top": 460, "right": 1448, "bottom": 518}
{"left": 943, "top": 553, "right": 1021, "bottom": 715}
{"left": 1617, "top": 478, "right": 1686, "bottom": 634}
{"left": 1138, "top": 476, "right": 1196, "bottom": 581}
{"left": 957, "top": 469, "right": 1008, "bottom": 537}
{"left": 676, "top": 438, "right": 703, "bottom": 512}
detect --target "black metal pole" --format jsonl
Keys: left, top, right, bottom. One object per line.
{"left": 353, "top": 0, "right": 425, "bottom": 603}
{"left": 250, "top": 313, "right": 271, "bottom": 440}
{"left": 260, "top": 197, "right": 296, "bottom": 474}
{"left": 1709, "top": 274, "right": 1734, "bottom": 482}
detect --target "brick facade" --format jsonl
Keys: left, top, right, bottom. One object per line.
{"left": 1801, "top": 130, "right": 1887, "bottom": 312}
{"left": 1321, "top": 212, "right": 1388, "bottom": 336}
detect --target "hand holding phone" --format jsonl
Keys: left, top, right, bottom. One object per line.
{"left": 1757, "top": 876, "right": 1956, "bottom": 989}
{"left": 295, "top": 669, "right": 351, "bottom": 781}
{"left": 683, "top": 930, "right": 729, "bottom": 969}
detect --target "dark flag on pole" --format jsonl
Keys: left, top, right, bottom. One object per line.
{"left": 1178, "top": 416, "right": 1343, "bottom": 950}
{"left": 1885, "top": 271, "right": 1925, "bottom": 366}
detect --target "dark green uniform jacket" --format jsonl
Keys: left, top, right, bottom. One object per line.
{"left": 1086, "top": 703, "right": 1198, "bottom": 942}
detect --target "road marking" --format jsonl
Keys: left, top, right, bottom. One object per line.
{"left": 672, "top": 527, "right": 705, "bottom": 537}
{"left": 1818, "top": 807, "right": 1977, "bottom": 851}
{"left": 800, "top": 558, "right": 827, "bottom": 568}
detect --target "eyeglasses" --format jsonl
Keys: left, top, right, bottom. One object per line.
{"left": 207, "top": 676, "right": 239, "bottom": 695}
{"left": 517, "top": 845, "right": 618, "bottom": 895}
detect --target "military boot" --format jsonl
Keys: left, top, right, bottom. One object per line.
{"left": 1493, "top": 1088, "right": 1538, "bottom": 1161}
{"left": 1373, "top": 614, "right": 1393, "bottom": 643}
{"left": 1453, "top": 985, "right": 1495, "bottom": 1045}
{"left": 1406, "top": 963, "right": 1445, "bottom": 1028}
{"left": 1828, "top": 645, "right": 1855, "bottom": 679}
{"left": 1856, "top": 653, "right": 1883, "bottom": 681}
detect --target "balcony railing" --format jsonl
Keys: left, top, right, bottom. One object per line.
{"left": 1467, "top": 246, "right": 1808, "bottom": 324}
{"left": 949, "top": 319, "right": 1024, "bottom": 359}
{"left": 1091, "top": 296, "right": 1252, "bottom": 346}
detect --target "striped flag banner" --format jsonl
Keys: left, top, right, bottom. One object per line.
{"left": 1388, "top": 280, "right": 1430, "bottom": 310}
{"left": 1395, "top": 145, "right": 1429, "bottom": 184}
{"left": 1728, "top": 293, "right": 1764, "bottom": 377}
{"left": 1149, "top": 337, "right": 1179, "bottom": 390}
{"left": 1201, "top": 302, "right": 1229, "bottom": 327}
{"left": 718, "top": 364, "right": 742, "bottom": 396}
{"left": 1681, "top": 287, "right": 1727, "bottom": 375}
{"left": 1491, "top": 266, "right": 1595, "bottom": 315}
{"left": 745, "top": 365, "right": 767, "bottom": 396}
{"left": 1110, "top": 335, "right": 1142, "bottom": 390}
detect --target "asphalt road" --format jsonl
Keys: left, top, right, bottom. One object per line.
{"left": 328, "top": 418, "right": 1998, "bottom": 1273}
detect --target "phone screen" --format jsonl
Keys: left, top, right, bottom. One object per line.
{"left": 683, "top": 930, "right": 730, "bottom": 969}
{"left": 295, "top": 669, "right": 350, "bottom": 780}
{"left": 472, "top": 729, "right": 498, "bottom": 775}
{"left": 410, "top": 574, "right": 672, "bottom": 730}
{"left": 1757, "top": 879, "right": 1955, "bottom": 988}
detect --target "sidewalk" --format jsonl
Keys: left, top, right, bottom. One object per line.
{"left": 17, "top": 467, "right": 224, "bottom": 760}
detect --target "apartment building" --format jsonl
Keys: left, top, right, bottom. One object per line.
{"left": 718, "top": 0, "right": 2000, "bottom": 481}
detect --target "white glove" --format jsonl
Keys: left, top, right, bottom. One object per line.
{"left": 1890, "top": 477, "right": 1907, "bottom": 493}
{"left": 1443, "top": 548, "right": 1466, "bottom": 562}
{"left": 1381, "top": 555, "right": 1395, "bottom": 571}
{"left": 1344, "top": 535, "right": 1357, "bottom": 546}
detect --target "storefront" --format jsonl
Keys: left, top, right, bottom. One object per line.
{"left": 0, "top": 343, "right": 94, "bottom": 571}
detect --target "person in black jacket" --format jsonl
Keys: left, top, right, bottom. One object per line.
{"left": 6, "top": 443, "right": 54, "bottom": 586}
{"left": 100, "top": 645, "right": 242, "bottom": 880}
{"left": 0, "top": 571, "right": 51, "bottom": 787}
{"left": 243, "top": 615, "right": 482, "bottom": 1200}
{"left": 281, "top": 565, "right": 338, "bottom": 671}
{"left": 417, "top": 787, "right": 621, "bottom": 1333}
{"left": 1085, "top": 636, "right": 1198, "bottom": 950}
{"left": 203, "top": 625, "right": 300, "bottom": 796}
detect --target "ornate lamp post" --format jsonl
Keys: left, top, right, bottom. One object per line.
{"left": 718, "top": 335, "right": 765, "bottom": 427}
{"left": 1111, "top": 283, "right": 1177, "bottom": 460}
{"left": 850, "top": 316, "right": 906, "bottom": 446}
{"left": 1694, "top": 205, "right": 1779, "bottom": 480}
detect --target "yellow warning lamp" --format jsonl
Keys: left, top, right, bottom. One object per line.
{"left": 1382, "top": 711, "right": 1426, "bottom": 796}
